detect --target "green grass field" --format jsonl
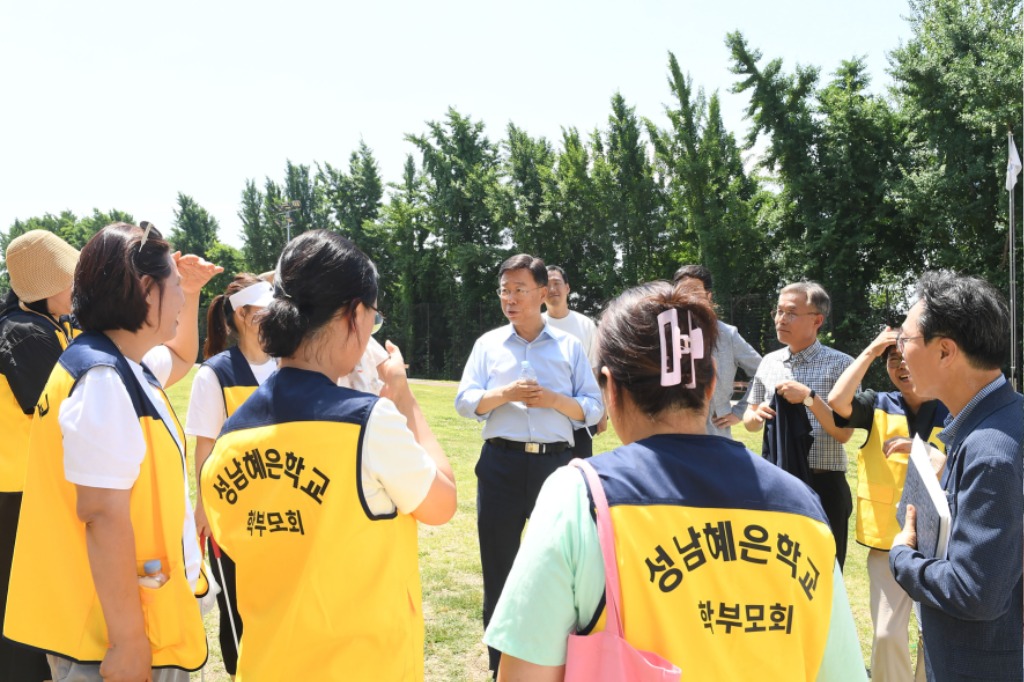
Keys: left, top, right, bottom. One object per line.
{"left": 166, "top": 370, "right": 910, "bottom": 681}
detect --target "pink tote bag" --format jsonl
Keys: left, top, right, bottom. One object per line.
{"left": 564, "top": 459, "right": 682, "bottom": 682}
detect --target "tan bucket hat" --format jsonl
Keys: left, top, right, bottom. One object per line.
{"left": 5, "top": 230, "right": 80, "bottom": 303}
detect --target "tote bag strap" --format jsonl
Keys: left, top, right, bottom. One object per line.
{"left": 570, "top": 458, "right": 625, "bottom": 637}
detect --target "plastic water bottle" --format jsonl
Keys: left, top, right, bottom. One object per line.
{"left": 138, "top": 559, "right": 168, "bottom": 589}
{"left": 517, "top": 360, "right": 537, "bottom": 408}
{"left": 519, "top": 360, "right": 538, "bottom": 383}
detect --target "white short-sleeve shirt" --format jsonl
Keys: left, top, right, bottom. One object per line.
{"left": 337, "top": 338, "right": 389, "bottom": 395}
{"left": 59, "top": 344, "right": 201, "bottom": 588}
{"left": 360, "top": 397, "right": 438, "bottom": 517}
{"left": 185, "top": 356, "right": 277, "bottom": 440}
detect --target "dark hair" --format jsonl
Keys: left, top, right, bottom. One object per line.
{"left": 74, "top": 223, "right": 173, "bottom": 332}
{"left": 673, "top": 264, "right": 713, "bottom": 291}
{"left": 0, "top": 289, "right": 49, "bottom": 316}
{"left": 546, "top": 265, "right": 567, "bottom": 285}
{"left": 914, "top": 270, "right": 1008, "bottom": 370}
{"left": 204, "top": 273, "right": 263, "bottom": 359}
{"left": 259, "top": 230, "right": 378, "bottom": 358}
{"left": 499, "top": 254, "right": 547, "bottom": 287}
{"left": 597, "top": 280, "right": 719, "bottom": 418}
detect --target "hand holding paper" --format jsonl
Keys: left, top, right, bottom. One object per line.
{"left": 892, "top": 504, "right": 918, "bottom": 550}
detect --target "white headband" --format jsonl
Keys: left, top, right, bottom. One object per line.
{"left": 228, "top": 281, "right": 274, "bottom": 310}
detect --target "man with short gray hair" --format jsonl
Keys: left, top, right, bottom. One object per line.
{"left": 744, "top": 281, "right": 855, "bottom": 568}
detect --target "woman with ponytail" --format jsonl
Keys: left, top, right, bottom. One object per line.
{"left": 185, "top": 273, "right": 276, "bottom": 680}
{"left": 485, "top": 280, "right": 865, "bottom": 681}
{"left": 200, "top": 230, "right": 456, "bottom": 681}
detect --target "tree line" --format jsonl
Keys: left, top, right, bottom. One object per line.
{"left": 2, "top": 0, "right": 1021, "bottom": 381}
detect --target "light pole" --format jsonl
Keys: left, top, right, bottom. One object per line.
{"left": 275, "top": 200, "right": 301, "bottom": 242}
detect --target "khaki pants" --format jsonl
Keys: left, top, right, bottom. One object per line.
{"left": 867, "top": 548, "right": 926, "bottom": 681}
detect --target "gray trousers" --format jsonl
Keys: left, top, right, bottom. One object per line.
{"left": 47, "top": 654, "right": 190, "bottom": 682}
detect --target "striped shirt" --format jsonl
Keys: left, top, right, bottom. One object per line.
{"left": 748, "top": 340, "right": 855, "bottom": 471}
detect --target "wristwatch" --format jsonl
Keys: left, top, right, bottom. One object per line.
{"left": 803, "top": 389, "right": 816, "bottom": 407}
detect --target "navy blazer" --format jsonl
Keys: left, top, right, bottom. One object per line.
{"left": 890, "top": 380, "right": 1023, "bottom": 681}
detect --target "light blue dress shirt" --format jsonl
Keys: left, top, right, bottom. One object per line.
{"left": 455, "top": 323, "right": 603, "bottom": 446}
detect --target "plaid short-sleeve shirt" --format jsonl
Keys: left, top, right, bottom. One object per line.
{"left": 748, "top": 340, "right": 855, "bottom": 471}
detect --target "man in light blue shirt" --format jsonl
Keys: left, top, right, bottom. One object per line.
{"left": 455, "top": 253, "right": 603, "bottom": 677}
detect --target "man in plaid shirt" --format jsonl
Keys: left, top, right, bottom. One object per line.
{"left": 743, "top": 281, "right": 855, "bottom": 568}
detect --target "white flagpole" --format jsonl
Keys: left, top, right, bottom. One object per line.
{"left": 1009, "top": 131, "right": 1020, "bottom": 391}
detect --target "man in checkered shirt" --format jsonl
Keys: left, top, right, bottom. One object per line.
{"left": 743, "top": 281, "right": 856, "bottom": 569}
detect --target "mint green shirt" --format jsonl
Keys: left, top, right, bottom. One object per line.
{"left": 484, "top": 466, "right": 867, "bottom": 681}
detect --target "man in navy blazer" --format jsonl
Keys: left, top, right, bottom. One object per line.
{"left": 891, "top": 270, "right": 1023, "bottom": 681}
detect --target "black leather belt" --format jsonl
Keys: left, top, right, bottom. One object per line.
{"left": 487, "top": 438, "right": 570, "bottom": 455}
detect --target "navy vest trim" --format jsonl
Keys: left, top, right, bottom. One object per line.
{"left": 220, "top": 367, "right": 378, "bottom": 433}
{"left": 204, "top": 346, "right": 259, "bottom": 392}
{"left": 59, "top": 332, "right": 163, "bottom": 421}
{"left": 219, "top": 367, "right": 385, "bottom": 522}
{"left": 589, "top": 435, "right": 829, "bottom": 527}
{"left": 865, "top": 391, "right": 948, "bottom": 447}
{"left": 204, "top": 346, "right": 260, "bottom": 416}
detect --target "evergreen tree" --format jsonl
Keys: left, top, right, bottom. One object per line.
{"left": 376, "top": 155, "right": 445, "bottom": 376}
{"left": 168, "top": 193, "right": 219, "bottom": 260}
{"left": 889, "top": 0, "right": 1023, "bottom": 283}
{"left": 728, "top": 33, "right": 910, "bottom": 351}
{"left": 592, "top": 93, "right": 669, "bottom": 290}
{"left": 548, "top": 128, "right": 617, "bottom": 315}
{"left": 238, "top": 179, "right": 278, "bottom": 273}
{"left": 500, "top": 123, "right": 558, "bottom": 258}
{"left": 407, "top": 108, "right": 505, "bottom": 375}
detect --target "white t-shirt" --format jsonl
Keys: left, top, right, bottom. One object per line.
{"left": 59, "top": 345, "right": 202, "bottom": 588}
{"left": 337, "top": 337, "right": 389, "bottom": 395}
{"left": 360, "top": 397, "right": 438, "bottom": 517}
{"left": 185, "top": 355, "right": 278, "bottom": 439}
{"left": 543, "top": 310, "right": 598, "bottom": 369}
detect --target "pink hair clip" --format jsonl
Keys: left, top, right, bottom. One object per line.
{"left": 658, "top": 308, "right": 705, "bottom": 388}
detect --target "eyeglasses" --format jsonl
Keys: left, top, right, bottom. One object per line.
{"left": 367, "top": 304, "right": 384, "bottom": 335}
{"left": 771, "top": 307, "right": 820, "bottom": 323}
{"left": 895, "top": 333, "right": 923, "bottom": 353}
{"left": 497, "top": 286, "right": 544, "bottom": 300}
{"left": 547, "top": 281, "right": 566, "bottom": 291}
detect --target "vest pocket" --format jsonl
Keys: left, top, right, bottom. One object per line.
{"left": 858, "top": 482, "right": 895, "bottom": 504}
{"left": 138, "top": 573, "right": 184, "bottom": 651}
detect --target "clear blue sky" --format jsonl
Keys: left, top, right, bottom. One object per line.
{"left": 0, "top": 0, "right": 913, "bottom": 249}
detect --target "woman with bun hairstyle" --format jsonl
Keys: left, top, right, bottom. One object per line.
{"left": 485, "top": 281, "right": 865, "bottom": 681}
{"left": 201, "top": 230, "right": 456, "bottom": 681}
{"left": 0, "top": 230, "right": 80, "bottom": 681}
{"left": 5, "top": 222, "right": 221, "bottom": 682}
{"left": 186, "top": 273, "right": 276, "bottom": 680}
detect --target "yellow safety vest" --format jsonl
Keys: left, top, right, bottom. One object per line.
{"left": 0, "top": 306, "right": 77, "bottom": 492}
{"left": 583, "top": 436, "right": 836, "bottom": 680}
{"left": 4, "top": 332, "right": 207, "bottom": 670}
{"left": 201, "top": 367, "right": 422, "bottom": 682}
{"left": 856, "top": 394, "right": 947, "bottom": 550}
{"left": 204, "top": 345, "right": 263, "bottom": 418}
